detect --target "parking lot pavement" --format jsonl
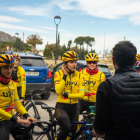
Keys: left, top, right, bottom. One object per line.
{"left": 10, "top": 91, "right": 57, "bottom": 140}
{"left": 32, "top": 91, "right": 57, "bottom": 107}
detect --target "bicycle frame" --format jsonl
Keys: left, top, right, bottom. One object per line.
{"left": 25, "top": 92, "right": 41, "bottom": 120}
{"left": 35, "top": 120, "right": 93, "bottom": 140}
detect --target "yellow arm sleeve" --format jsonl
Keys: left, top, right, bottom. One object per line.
{"left": 14, "top": 84, "right": 28, "bottom": 115}
{"left": 54, "top": 71, "right": 66, "bottom": 95}
{"left": 100, "top": 73, "right": 106, "bottom": 83}
{"left": 0, "top": 109, "right": 13, "bottom": 120}
{"left": 68, "top": 74, "right": 85, "bottom": 99}
{"left": 21, "top": 68, "right": 26, "bottom": 100}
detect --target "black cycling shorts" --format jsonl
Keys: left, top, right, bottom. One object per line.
{"left": 0, "top": 120, "right": 32, "bottom": 140}
{"left": 79, "top": 99, "right": 96, "bottom": 114}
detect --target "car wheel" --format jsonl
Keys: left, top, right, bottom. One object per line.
{"left": 41, "top": 92, "right": 51, "bottom": 100}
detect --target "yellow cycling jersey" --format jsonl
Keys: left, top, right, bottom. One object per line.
{"left": 0, "top": 80, "right": 28, "bottom": 121}
{"left": 54, "top": 70, "right": 85, "bottom": 104}
{"left": 80, "top": 69, "right": 106, "bottom": 102}
{"left": 13, "top": 66, "right": 26, "bottom": 100}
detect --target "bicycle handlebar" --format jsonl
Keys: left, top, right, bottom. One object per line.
{"left": 20, "top": 122, "right": 36, "bottom": 130}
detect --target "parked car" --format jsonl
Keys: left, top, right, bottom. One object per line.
{"left": 51, "top": 60, "right": 112, "bottom": 89}
{"left": 4, "top": 51, "right": 52, "bottom": 99}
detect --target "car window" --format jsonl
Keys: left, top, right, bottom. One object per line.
{"left": 20, "top": 57, "right": 45, "bottom": 67}
{"left": 82, "top": 65, "right": 110, "bottom": 74}
{"left": 97, "top": 66, "right": 110, "bottom": 74}
{"left": 56, "top": 64, "right": 63, "bottom": 72}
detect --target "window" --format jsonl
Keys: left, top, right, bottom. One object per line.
{"left": 56, "top": 64, "right": 63, "bottom": 72}
{"left": 20, "top": 57, "right": 45, "bottom": 67}
{"left": 97, "top": 66, "right": 110, "bottom": 74}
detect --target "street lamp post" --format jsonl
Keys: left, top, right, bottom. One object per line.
{"left": 15, "top": 33, "right": 19, "bottom": 52}
{"left": 103, "top": 32, "right": 105, "bottom": 60}
{"left": 54, "top": 16, "right": 61, "bottom": 64}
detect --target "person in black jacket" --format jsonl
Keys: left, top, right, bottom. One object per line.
{"left": 94, "top": 41, "right": 140, "bottom": 140}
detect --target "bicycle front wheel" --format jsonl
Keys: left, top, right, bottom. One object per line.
{"left": 26, "top": 102, "right": 50, "bottom": 135}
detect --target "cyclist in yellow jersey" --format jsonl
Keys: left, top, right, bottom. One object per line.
{"left": 135, "top": 54, "right": 140, "bottom": 74}
{"left": 54, "top": 51, "right": 85, "bottom": 140}
{"left": 12, "top": 54, "right": 26, "bottom": 104}
{"left": 0, "top": 54, "right": 37, "bottom": 140}
{"left": 79, "top": 53, "right": 106, "bottom": 113}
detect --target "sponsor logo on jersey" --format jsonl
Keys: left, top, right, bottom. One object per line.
{"left": 82, "top": 80, "right": 96, "bottom": 86}
{"left": 3, "top": 91, "right": 13, "bottom": 97}
{"left": 65, "top": 81, "right": 77, "bottom": 86}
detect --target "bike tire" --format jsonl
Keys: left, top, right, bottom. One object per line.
{"left": 26, "top": 102, "right": 50, "bottom": 135}
{"left": 26, "top": 101, "right": 49, "bottom": 120}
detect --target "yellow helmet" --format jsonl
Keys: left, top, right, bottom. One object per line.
{"left": 12, "top": 53, "right": 20, "bottom": 60}
{"left": 0, "top": 54, "right": 14, "bottom": 67}
{"left": 62, "top": 51, "right": 79, "bottom": 62}
{"left": 136, "top": 54, "right": 140, "bottom": 61}
{"left": 85, "top": 53, "right": 98, "bottom": 61}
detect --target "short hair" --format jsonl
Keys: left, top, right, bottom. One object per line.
{"left": 113, "top": 41, "right": 137, "bottom": 67}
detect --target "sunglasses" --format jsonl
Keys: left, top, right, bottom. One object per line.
{"left": 87, "top": 61, "right": 97, "bottom": 64}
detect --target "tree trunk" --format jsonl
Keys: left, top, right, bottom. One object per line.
{"left": 51, "top": 51, "right": 55, "bottom": 60}
{"left": 32, "top": 44, "right": 36, "bottom": 52}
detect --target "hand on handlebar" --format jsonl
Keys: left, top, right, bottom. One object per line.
{"left": 17, "top": 119, "right": 31, "bottom": 125}
{"left": 27, "top": 117, "right": 37, "bottom": 123}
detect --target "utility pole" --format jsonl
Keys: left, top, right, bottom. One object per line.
{"left": 23, "top": 32, "right": 25, "bottom": 52}
{"left": 103, "top": 32, "right": 105, "bottom": 60}
{"left": 124, "top": 36, "right": 126, "bottom": 41}
{"left": 23, "top": 32, "right": 24, "bottom": 42}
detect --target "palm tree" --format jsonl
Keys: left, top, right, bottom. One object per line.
{"left": 26, "top": 34, "right": 43, "bottom": 53}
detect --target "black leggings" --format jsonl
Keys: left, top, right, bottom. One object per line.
{"left": 78, "top": 100, "right": 96, "bottom": 114}
{"left": 55, "top": 103, "right": 78, "bottom": 140}
{"left": 0, "top": 120, "right": 32, "bottom": 140}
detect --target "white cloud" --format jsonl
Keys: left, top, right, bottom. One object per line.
{"left": 5, "top": 0, "right": 140, "bottom": 25}
{"left": 0, "top": 15, "right": 24, "bottom": 23}
{"left": 129, "top": 15, "right": 140, "bottom": 25}
{"left": 7, "top": 3, "right": 54, "bottom": 16}
{"left": 53, "top": 0, "right": 140, "bottom": 25}
{"left": 52, "top": 0, "right": 78, "bottom": 10}
{"left": 36, "top": 26, "right": 67, "bottom": 32}
{"left": 0, "top": 22, "right": 47, "bottom": 33}
{"left": 3, "top": 0, "right": 140, "bottom": 25}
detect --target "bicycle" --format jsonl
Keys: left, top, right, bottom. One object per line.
{"left": 15, "top": 90, "right": 50, "bottom": 134}
{"left": 31, "top": 104, "right": 96, "bottom": 140}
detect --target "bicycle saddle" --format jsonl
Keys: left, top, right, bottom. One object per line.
{"left": 41, "top": 104, "right": 55, "bottom": 110}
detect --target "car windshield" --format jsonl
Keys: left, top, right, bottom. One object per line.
{"left": 97, "top": 65, "right": 110, "bottom": 74}
{"left": 20, "top": 57, "right": 45, "bottom": 67}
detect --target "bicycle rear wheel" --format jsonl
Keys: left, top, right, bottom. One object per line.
{"left": 26, "top": 102, "right": 50, "bottom": 134}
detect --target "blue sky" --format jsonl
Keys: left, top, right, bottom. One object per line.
{"left": 0, "top": 0, "right": 140, "bottom": 54}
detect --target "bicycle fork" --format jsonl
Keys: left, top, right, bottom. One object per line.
{"left": 32, "top": 101, "right": 40, "bottom": 120}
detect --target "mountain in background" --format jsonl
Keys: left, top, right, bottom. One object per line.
{"left": 0, "top": 31, "right": 16, "bottom": 43}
